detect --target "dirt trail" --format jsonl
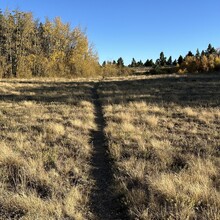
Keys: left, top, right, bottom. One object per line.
{"left": 90, "top": 83, "right": 128, "bottom": 220}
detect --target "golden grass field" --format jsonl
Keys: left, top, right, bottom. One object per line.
{"left": 0, "top": 80, "right": 96, "bottom": 219}
{"left": 100, "top": 74, "right": 220, "bottom": 219}
{"left": 0, "top": 73, "right": 220, "bottom": 219}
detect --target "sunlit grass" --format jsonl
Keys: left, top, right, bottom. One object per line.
{"left": 100, "top": 73, "right": 220, "bottom": 219}
{"left": 0, "top": 80, "right": 96, "bottom": 219}
{"left": 0, "top": 73, "right": 220, "bottom": 219}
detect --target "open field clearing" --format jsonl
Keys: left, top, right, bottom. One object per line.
{"left": 99, "top": 74, "right": 220, "bottom": 219}
{"left": 0, "top": 73, "right": 220, "bottom": 220}
{"left": 0, "top": 80, "right": 96, "bottom": 219}
{"left": 0, "top": 2, "right": 219, "bottom": 220}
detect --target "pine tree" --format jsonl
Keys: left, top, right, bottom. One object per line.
{"left": 117, "top": 57, "right": 124, "bottom": 67}
{"left": 186, "top": 51, "right": 194, "bottom": 57}
{"left": 144, "top": 59, "right": 154, "bottom": 67}
{"left": 195, "top": 49, "right": 200, "bottom": 58}
{"left": 130, "top": 58, "right": 137, "bottom": 67}
{"left": 206, "top": 43, "right": 216, "bottom": 55}
{"left": 201, "top": 50, "right": 205, "bottom": 56}
{"left": 166, "top": 56, "right": 172, "bottom": 65}
{"left": 172, "top": 59, "right": 177, "bottom": 66}
{"left": 137, "top": 60, "right": 144, "bottom": 67}
{"left": 149, "top": 59, "right": 154, "bottom": 66}
{"left": 178, "top": 55, "right": 184, "bottom": 65}
{"left": 158, "top": 52, "right": 166, "bottom": 66}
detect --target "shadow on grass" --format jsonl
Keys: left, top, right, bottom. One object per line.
{"left": 0, "top": 81, "right": 95, "bottom": 105}
{"left": 1, "top": 74, "right": 220, "bottom": 108}
{"left": 99, "top": 73, "right": 220, "bottom": 107}
{"left": 0, "top": 73, "right": 219, "bottom": 219}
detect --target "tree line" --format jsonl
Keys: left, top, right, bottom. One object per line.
{"left": 152, "top": 44, "right": 220, "bottom": 74}
{"left": 0, "top": 9, "right": 100, "bottom": 78}
{"left": 178, "top": 45, "right": 220, "bottom": 73}
{"left": 109, "top": 44, "right": 220, "bottom": 72}
{"left": 102, "top": 44, "right": 220, "bottom": 74}
{"left": 0, "top": 9, "right": 219, "bottom": 78}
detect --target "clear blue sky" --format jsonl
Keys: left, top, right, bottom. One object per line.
{"left": 1, "top": 0, "right": 220, "bottom": 65}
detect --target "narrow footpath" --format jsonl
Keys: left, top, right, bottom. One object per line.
{"left": 90, "top": 83, "right": 128, "bottom": 220}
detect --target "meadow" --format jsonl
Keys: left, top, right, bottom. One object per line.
{"left": 100, "top": 74, "right": 220, "bottom": 219}
{"left": 0, "top": 79, "right": 96, "bottom": 219}
{"left": 0, "top": 73, "right": 220, "bottom": 219}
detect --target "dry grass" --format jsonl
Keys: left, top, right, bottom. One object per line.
{"left": 0, "top": 80, "right": 96, "bottom": 219}
{"left": 1, "top": 74, "right": 220, "bottom": 219}
{"left": 100, "top": 73, "right": 220, "bottom": 219}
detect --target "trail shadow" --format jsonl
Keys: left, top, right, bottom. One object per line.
{"left": 0, "top": 81, "right": 94, "bottom": 105}
{"left": 99, "top": 74, "right": 220, "bottom": 107}
{"left": 90, "top": 83, "right": 129, "bottom": 220}
{"left": 1, "top": 74, "right": 219, "bottom": 107}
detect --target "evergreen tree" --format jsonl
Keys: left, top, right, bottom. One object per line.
{"left": 186, "top": 51, "right": 194, "bottom": 57}
{"left": 130, "top": 58, "right": 137, "bottom": 67}
{"left": 137, "top": 60, "right": 144, "bottom": 67}
{"left": 195, "top": 49, "right": 200, "bottom": 58}
{"left": 178, "top": 55, "right": 184, "bottom": 65}
{"left": 158, "top": 52, "right": 166, "bottom": 66}
{"left": 149, "top": 59, "right": 154, "bottom": 66}
{"left": 166, "top": 56, "right": 173, "bottom": 65}
{"left": 173, "top": 59, "right": 177, "bottom": 66}
{"left": 144, "top": 59, "right": 154, "bottom": 67}
{"left": 117, "top": 57, "right": 124, "bottom": 67}
{"left": 155, "top": 59, "right": 160, "bottom": 66}
{"left": 206, "top": 43, "right": 216, "bottom": 55}
{"left": 201, "top": 50, "right": 205, "bottom": 56}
